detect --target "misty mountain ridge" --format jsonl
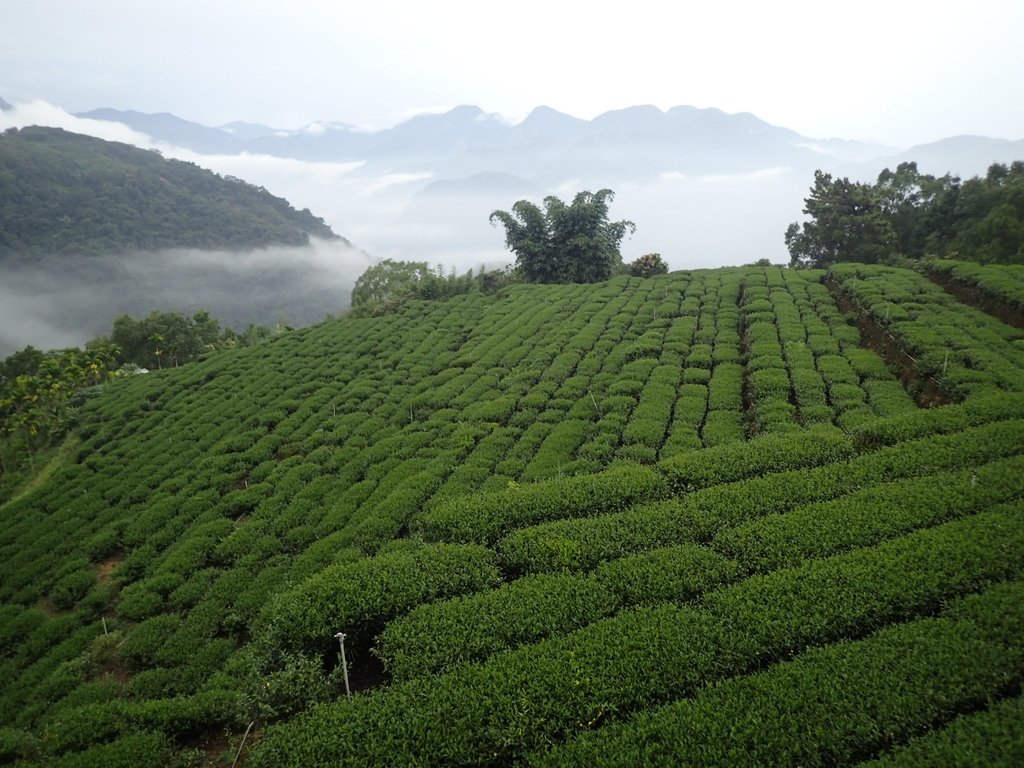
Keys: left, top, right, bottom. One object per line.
{"left": 0, "top": 125, "right": 364, "bottom": 355}
{"left": 70, "top": 101, "right": 1023, "bottom": 192}
{"left": 5, "top": 96, "right": 1022, "bottom": 355}
{"left": 75, "top": 103, "right": 897, "bottom": 171}
{"left": 857, "top": 135, "right": 1024, "bottom": 181}
{"left": 0, "top": 125, "right": 339, "bottom": 257}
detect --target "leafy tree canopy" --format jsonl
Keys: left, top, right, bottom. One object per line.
{"left": 350, "top": 260, "right": 517, "bottom": 315}
{"left": 627, "top": 253, "right": 669, "bottom": 278}
{"left": 489, "top": 189, "right": 636, "bottom": 283}
{"left": 351, "top": 260, "right": 432, "bottom": 309}
{"left": 785, "top": 171, "right": 895, "bottom": 269}
{"left": 0, "top": 126, "right": 339, "bottom": 258}
{"left": 787, "top": 161, "right": 1024, "bottom": 268}
{"left": 0, "top": 307, "right": 274, "bottom": 473}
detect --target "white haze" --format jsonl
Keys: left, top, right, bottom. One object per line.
{"left": 1, "top": 100, "right": 805, "bottom": 269}
{"left": 1, "top": 100, "right": 816, "bottom": 354}
{"left": 0, "top": 238, "right": 371, "bottom": 357}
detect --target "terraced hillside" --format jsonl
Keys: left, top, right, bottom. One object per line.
{"left": 1, "top": 265, "right": 1023, "bottom": 766}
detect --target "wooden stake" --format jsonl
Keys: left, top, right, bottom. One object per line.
{"left": 231, "top": 719, "right": 256, "bottom": 768}
{"left": 335, "top": 631, "right": 352, "bottom": 700}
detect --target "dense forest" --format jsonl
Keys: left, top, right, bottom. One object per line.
{"left": 786, "top": 161, "right": 1024, "bottom": 268}
{"left": 0, "top": 126, "right": 339, "bottom": 257}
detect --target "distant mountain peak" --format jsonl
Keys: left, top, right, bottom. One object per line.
{"left": 518, "top": 105, "right": 586, "bottom": 131}
{"left": 0, "top": 96, "right": 11, "bottom": 112}
{"left": 401, "top": 105, "right": 485, "bottom": 124}
{"left": 217, "top": 120, "right": 279, "bottom": 140}
{"left": 591, "top": 104, "right": 668, "bottom": 131}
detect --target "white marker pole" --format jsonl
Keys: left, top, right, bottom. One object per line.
{"left": 334, "top": 631, "right": 352, "bottom": 700}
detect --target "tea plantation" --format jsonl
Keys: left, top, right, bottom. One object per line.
{"left": 1, "top": 263, "right": 1022, "bottom": 766}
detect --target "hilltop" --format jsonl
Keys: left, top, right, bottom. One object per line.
{"left": 0, "top": 126, "right": 365, "bottom": 355}
{"left": 1, "top": 262, "right": 1023, "bottom": 766}
{"left": 0, "top": 126, "right": 339, "bottom": 258}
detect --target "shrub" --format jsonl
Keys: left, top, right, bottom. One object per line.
{"left": 660, "top": 426, "right": 853, "bottom": 492}
{"left": 532, "top": 604, "right": 1021, "bottom": 766}
{"left": 627, "top": 253, "right": 669, "bottom": 278}
{"left": 249, "top": 510, "right": 1024, "bottom": 768}
{"left": 376, "top": 574, "right": 617, "bottom": 681}
{"left": 255, "top": 543, "right": 500, "bottom": 653}
{"left": 413, "top": 464, "right": 666, "bottom": 545}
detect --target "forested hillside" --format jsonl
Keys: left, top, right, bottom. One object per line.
{"left": 786, "top": 161, "right": 1024, "bottom": 267}
{"left": 1, "top": 264, "right": 1023, "bottom": 766}
{"left": 0, "top": 126, "right": 338, "bottom": 257}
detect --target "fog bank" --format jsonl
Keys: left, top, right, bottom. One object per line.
{"left": 0, "top": 239, "right": 370, "bottom": 357}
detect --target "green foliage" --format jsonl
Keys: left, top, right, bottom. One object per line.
{"left": 35, "top": 732, "right": 174, "bottom": 768}
{"left": 40, "top": 689, "right": 244, "bottom": 754}
{"left": 659, "top": 425, "right": 854, "bottom": 492}
{"left": 926, "top": 257, "right": 1024, "bottom": 310}
{"left": 593, "top": 544, "right": 742, "bottom": 605}
{"left": 829, "top": 263, "right": 1024, "bottom": 398}
{"left": 0, "top": 341, "right": 121, "bottom": 472}
{"left": 249, "top": 510, "right": 1024, "bottom": 766}
{"left": 350, "top": 260, "right": 517, "bottom": 315}
{"left": 350, "top": 259, "right": 432, "bottom": 309}
{"left": 714, "top": 455, "right": 1024, "bottom": 572}
{"left": 5, "top": 264, "right": 1024, "bottom": 765}
{"left": 412, "top": 463, "right": 666, "bottom": 546}
{"left": 0, "top": 125, "right": 336, "bottom": 256}
{"left": 490, "top": 189, "right": 636, "bottom": 283}
{"left": 785, "top": 170, "right": 895, "bottom": 268}
{"left": 864, "top": 692, "right": 1024, "bottom": 767}
{"left": 500, "top": 418, "right": 1024, "bottom": 574}
{"left": 788, "top": 161, "right": 1024, "bottom": 267}
{"left": 626, "top": 253, "right": 669, "bottom": 278}
{"left": 109, "top": 308, "right": 269, "bottom": 369}
{"left": 376, "top": 573, "right": 618, "bottom": 681}
{"left": 255, "top": 543, "right": 500, "bottom": 653}
{"left": 849, "top": 391, "right": 1024, "bottom": 448}
{"left": 531, "top": 590, "right": 1024, "bottom": 766}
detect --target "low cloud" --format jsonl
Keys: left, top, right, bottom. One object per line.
{"left": 0, "top": 238, "right": 371, "bottom": 357}
{"left": 2, "top": 98, "right": 816, "bottom": 355}
{"left": 0, "top": 99, "right": 159, "bottom": 147}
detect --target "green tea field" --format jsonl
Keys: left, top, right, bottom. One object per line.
{"left": 2, "top": 262, "right": 1023, "bottom": 766}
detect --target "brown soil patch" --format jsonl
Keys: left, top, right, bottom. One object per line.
{"left": 96, "top": 657, "right": 133, "bottom": 685}
{"left": 347, "top": 652, "right": 387, "bottom": 693}
{"left": 34, "top": 597, "right": 62, "bottom": 617}
{"left": 182, "top": 726, "right": 246, "bottom": 767}
{"left": 926, "top": 272, "right": 1024, "bottom": 330}
{"left": 96, "top": 551, "right": 125, "bottom": 585}
{"left": 825, "top": 277, "right": 953, "bottom": 408}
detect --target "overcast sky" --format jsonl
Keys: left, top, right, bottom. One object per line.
{"left": 2, "top": 0, "right": 1021, "bottom": 147}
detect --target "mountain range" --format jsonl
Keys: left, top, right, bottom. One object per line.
{"left": 74, "top": 104, "right": 1024, "bottom": 193}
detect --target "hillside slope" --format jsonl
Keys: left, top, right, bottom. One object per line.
{"left": 0, "top": 126, "right": 338, "bottom": 257}
{"left": 1, "top": 265, "right": 1023, "bottom": 766}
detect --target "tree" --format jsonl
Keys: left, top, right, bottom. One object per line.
{"left": 627, "top": 253, "right": 669, "bottom": 278}
{"left": 109, "top": 309, "right": 240, "bottom": 368}
{"left": 874, "top": 162, "right": 957, "bottom": 258}
{"left": 0, "top": 340, "right": 121, "bottom": 470}
{"left": 350, "top": 259, "right": 431, "bottom": 308}
{"left": 785, "top": 171, "right": 896, "bottom": 268}
{"left": 489, "top": 189, "right": 636, "bottom": 283}
{"left": 944, "top": 163, "right": 1024, "bottom": 263}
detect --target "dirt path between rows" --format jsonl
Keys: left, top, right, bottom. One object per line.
{"left": 825, "top": 278, "right": 952, "bottom": 408}
{"left": 925, "top": 272, "right": 1024, "bottom": 330}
